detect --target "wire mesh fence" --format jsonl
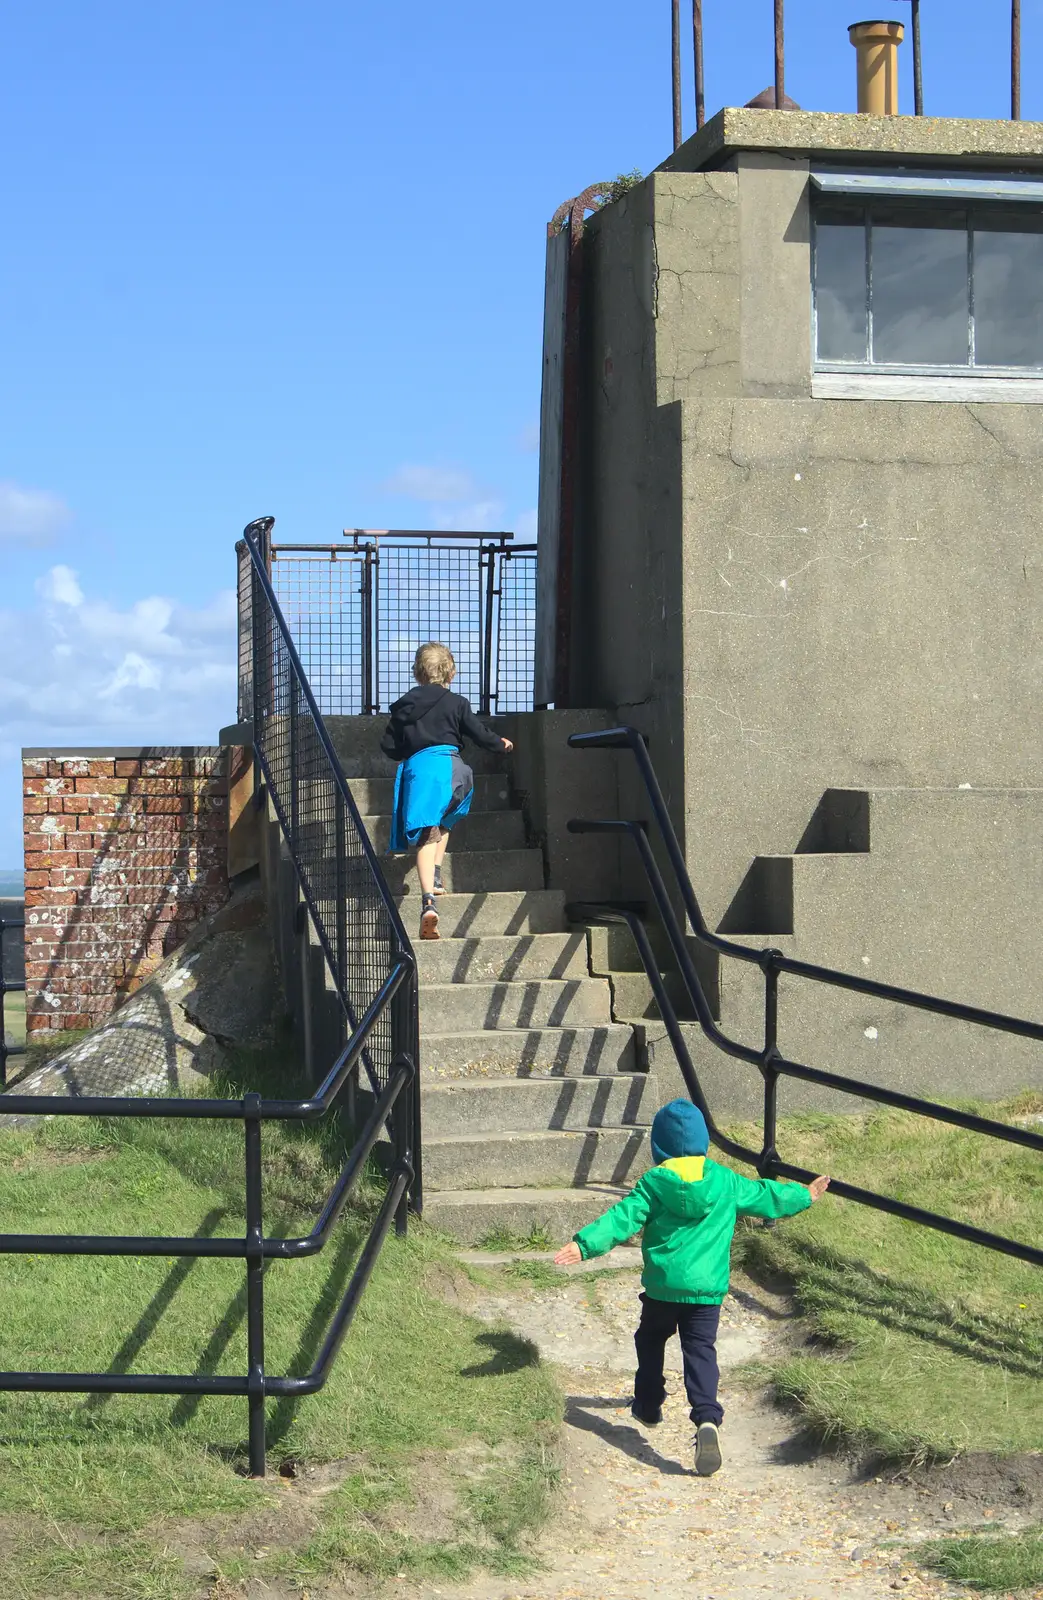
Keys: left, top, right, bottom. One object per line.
{"left": 267, "top": 533, "right": 536, "bottom": 716}
{"left": 238, "top": 524, "right": 419, "bottom": 1100}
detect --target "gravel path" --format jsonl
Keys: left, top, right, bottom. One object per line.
{"left": 406, "top": 1253, "right": 1028, "bottom": 1600}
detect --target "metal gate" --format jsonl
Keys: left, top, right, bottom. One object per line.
{"left": 269, "top": 531, "right": 537, "bottom": 716}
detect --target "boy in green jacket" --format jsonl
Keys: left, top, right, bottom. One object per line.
{"left": 554, "top": 1099, "right": 829, "bottom": 1477}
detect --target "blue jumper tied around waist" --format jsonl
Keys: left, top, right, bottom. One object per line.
{"left": 389, "top": 744, "right": 473, "bottom": 852}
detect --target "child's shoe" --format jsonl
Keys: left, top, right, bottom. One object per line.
{"left": 694, "top": 1421, "right": 722, "bottom": 1476}
{"left": 630, "top": 1401, "right": 662, "bottom": 1427}
{"left": 433, "top": 865, "right": 445, "bottom": 896}
{"left": 420, "top": 893, "right": 440, "bottom": 941}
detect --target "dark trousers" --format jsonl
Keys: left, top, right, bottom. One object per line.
{"left": 634, "top": 1293, "right": 724, "bottom": 1427}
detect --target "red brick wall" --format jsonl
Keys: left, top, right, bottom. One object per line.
{"left": 22, "top": 748, "right": 229, "bottom": 1033}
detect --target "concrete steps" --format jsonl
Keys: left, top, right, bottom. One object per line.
{"left": 416, "top": 932, "right": 589, "bottom": 984}
{"left": 311, "top": 716, "right": 655, "bottom": 1245}
{"left": 421, "top": 1023, "right": 639, "bottom": 1079}
{"left": 383, "top": 849, "right": 544, "bottom": 895}
{"left": 400, "top": 891, "right": 567, "bottom": 938}
{"left": 422, "top": 1073, "right": 658, "bottom": 1136}
{"left": 423, "top": 1126, "right": 651, "bottom": 1190}
{"left": 422, "top": 1185, "right": 631, "bottom": 1247}
{"left": 420, "top": 977, "right": 613, "bottom": 1033}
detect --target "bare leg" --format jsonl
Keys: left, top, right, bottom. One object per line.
{"left": 416, "top": 828, "right": 441, "bottom": 939}
{"left": 416, "top": 828, "right": 439, "bottom": 895}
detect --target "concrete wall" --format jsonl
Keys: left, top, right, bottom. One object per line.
{"left": 577, "top": 153, "right": 1043, "bottom": 904}
{"left": 571, "top": 125, "right": 1043, "bottom": 1093}
{"left": 678, "top": 395, "right": 1043, "bottom": 923}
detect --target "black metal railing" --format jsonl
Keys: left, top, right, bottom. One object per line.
{"left": 569, "top": 726, "right": 1043, "bottom": 1270}
{"left": 0, "top": 906, "right": 25, "bottom": 1088}
{"left": 238, "top": 517, "right": 423, "bottom": 1153}
{"left": 0, "top": 519, "right": 422, "bottom": 1477}
{"left": 0, "top": 1000, "right": 415, "bottom": 1476}
{"left": 265, "top": 529, "right": 537, "bottom": 716}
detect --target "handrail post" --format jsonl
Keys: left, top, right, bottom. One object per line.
{"left": 758, "top": 951, "right": 782, "bottom": 1202}
{"left": 361, "top": 543, "right": 376, "bottom": 715}
{"left": 244, "top": 1092, "right": 267, "bottom": 1477}
{"left": 480, "top": 541, "right": 497, "bottom": 716}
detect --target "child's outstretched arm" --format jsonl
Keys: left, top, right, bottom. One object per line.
{"left": 731, "top": 1169, "right": 830, "bottom": 1219}
{"left": 553, "top": 1180, "right": 654, "bottom": 1267}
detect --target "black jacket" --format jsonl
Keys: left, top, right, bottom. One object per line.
{"left": 380, "top": 685, "right": 508, "bottom": 762}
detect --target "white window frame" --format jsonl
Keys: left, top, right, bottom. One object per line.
{"left": 810, "top": 167, "right": 1043, "bottom": 402}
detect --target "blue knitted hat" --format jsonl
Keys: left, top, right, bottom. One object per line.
{"left": 650, "top": 1099, "right": 709, "bottom": 1164}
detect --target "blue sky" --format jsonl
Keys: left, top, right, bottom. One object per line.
{"left": 0, "top": 0, "right": 1038, "bottom": 867}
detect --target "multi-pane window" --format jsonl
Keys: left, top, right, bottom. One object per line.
{"left": 813, "top": 201, "right": 1043, "bottom": 373}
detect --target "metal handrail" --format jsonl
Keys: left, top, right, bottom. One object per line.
{"left": 568, "top": 725, "right": 1043, "bottom": 1271}
{"left": 240, "top": 516, "right": 423, "bottom": 1199}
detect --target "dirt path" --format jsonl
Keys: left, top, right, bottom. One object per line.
{"left": 409, "top": 1253, "right": 1032, "bottom": 1600}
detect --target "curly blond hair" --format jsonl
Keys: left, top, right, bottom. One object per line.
{"left": 413, "top": 641, "right": 456, "bottom": 687}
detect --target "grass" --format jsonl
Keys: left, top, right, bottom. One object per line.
{"left": 3, "top": 994, "right": 90, "bottom": 1083}
{"left": 476, "top": 1223, "right": 554, "bottom": 1252}
{"left": 918, "top": 1525, "right": 1043, "bottom": 1591}
{"left": 0, "top": 1056, "right": 561, "bottom": 1597}
{"left": 728, "top": 1096, "right": 1043, "bottom": 1463}
{"left": 725, "top": 1096, "right": 1043, "bottom": 1594}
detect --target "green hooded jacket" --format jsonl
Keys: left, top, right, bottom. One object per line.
{"left": 573, "top": 1156, "right": 812, "bottom": 1304}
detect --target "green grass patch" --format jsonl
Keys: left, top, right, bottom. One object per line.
{"left": 477, "top": 1223, "right": 554, "bottom": 1252}
{"left": 0, "top": 1067, "right": 560, "bottom": 1596}
{"left": 728, "top": 1099, "right": 1043, "bottom": 1464}
{"left": 919, "top": 1526, "right": 1043, "bottom": 1591}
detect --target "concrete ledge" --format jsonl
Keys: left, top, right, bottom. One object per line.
{"left": 659, "top": 108, "right": 1043, "bottom": 174}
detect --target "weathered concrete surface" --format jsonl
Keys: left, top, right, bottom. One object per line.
{"left": 572, "top": 140, "right": 1043, "bottom": 1094}
{"left": 422, "top": 1183, "right": 628, "bottom": 1244}
{"left": 737, "top": 151, "right": 811, "bottom": 398}
{"left": 653, "top": 171, "right": 740, "bottom": 404}
{"left": 660, "top": 106, "right": 1043, "bottom": 173}
{"left": 7, "top": 882, "right": 282, "bottom": 1104}
{"left": 677, "top": 399, "right": 1043, "bottom": 922}
{"left": 497, "top": 709, "right": 627, "bottom": 907}
{"left": 421, "top": 1073, "right": 657, "bottom": 1137}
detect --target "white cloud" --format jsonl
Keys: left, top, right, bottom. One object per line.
{"left": 382, "top": 462, "right": 511, "bottom": 535}
{"left": 0, "top": 481, "right": 72, "bottom": 544}
{"left": 37, "top": 564, "right": 84, "bottom": 606}
{"left": 381, "top": 464, "right": 480, "bottom": 503}
{"left": 515, "top": 508, "right": 538, "bottom": 541}
{"left": 99, "top": 651, "right": 163, "bottom": 699}
{"left": 0, "top": 567, "right": 237, "bottom": 740}
{"left": 433, "top": 498, "right": 507, "bottom": 534}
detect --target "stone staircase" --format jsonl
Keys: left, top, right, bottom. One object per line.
{"left": 325, "top": 717, "right": 658, "bottom": 1245}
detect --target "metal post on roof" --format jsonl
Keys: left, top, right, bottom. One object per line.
{"left": 1012, "top": 0, "right": 1021, "bottom": 120}
{"left": 672, "top": 0, "right": 683, "bottom": 148}
{"left": 693, "top": 0, "right": 705, "bottom": 129}
{"left": 774, "top": 0, "right": 785, "bottom": 109}
{"left": 911, "top": 0, "right": 923, "bottom": 114}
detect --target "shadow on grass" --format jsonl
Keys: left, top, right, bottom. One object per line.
{"left": 461, "top": 1331, "right": 540, "bottom": 1378}
{"left": 266, "top": 1225, "right": 364, "bottom": 1448}
{"left": 83, "top": 1207, "right": 228, "bottom": 1414}
{"left": 749, "top": 1234, "right": 1043, "bottom": 1380}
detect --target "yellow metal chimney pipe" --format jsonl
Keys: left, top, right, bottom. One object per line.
{"left": 849, "top": 19, "right": 905, "bottom": 114}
